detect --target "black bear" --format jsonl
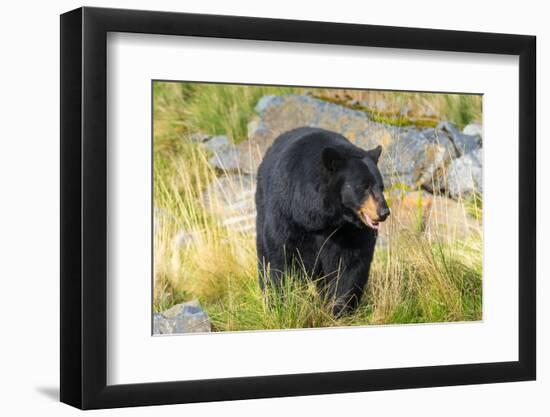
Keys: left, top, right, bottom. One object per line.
{"left": 255, "top": 127, "right": 390, "bottom": 316}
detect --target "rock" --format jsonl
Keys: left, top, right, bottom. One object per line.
{"left": 153, "top": 313, "right": 167, "bottom": 334}
{"left": 354, "top": 121, "right": 397, "bottom": 150}
{"left": 202, "top": 174, "right": 257, "bottom": 234}
{"left": 255, "top": 95, "right": 283, "bottom": 114}
{"left": 450, "top": 132, "right": 481, "bottom": 156}
{"left": 446, "top": 148, "right": 483, "bottom": 199}
{"left": 437, "top": 121, "right": 481, "bottom": 156}
{"left": 238, "top": 95, "right": 463, "bottom": 191}
{"left": 379, "top": 127, "right": 457, "bottom": 189}
{"left": 153, "top": 300, "right": 211, "bottom": 334}
{"left": 189, "top": 132, "right": 211, "bottom": 143}
{"left": 238, "top": 95, "right": 375, "bottom": 174}
{"left": 436, "top": 121, "right": 459, "bottom": 135}
{"left": 202, "top": 135, "right": 230, "bottom": 152}
{"left": 463, "top": 123, "right": 483, "bottom": 138}
{"left": 208, "top": 144, "right": 240, "bottom": 172}
{"left": 205, "top": 95, "right": 482, "bottom": 197}
{"left": 247, "top": 117, "right": 261, "bottom": 138}
{"left": 200, "top": 135, "right": 241, "bottom": 172}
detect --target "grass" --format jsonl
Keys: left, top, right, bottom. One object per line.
{"left": 153, "top": 81, "right": 483, "bottom": 331}
{"left": 310, "top": 89, "right": 482, "bottom": 129}
{"left": 154, "top": 82, "right": 302, "bottom": 147}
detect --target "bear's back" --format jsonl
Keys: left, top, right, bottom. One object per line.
{"left": 258, "top": 127, "right": 354, "bottom": 178}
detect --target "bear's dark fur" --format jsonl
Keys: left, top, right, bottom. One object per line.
{"left": 255, "top": 127, "right": 390, "bottom": 315}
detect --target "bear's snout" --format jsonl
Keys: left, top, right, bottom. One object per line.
{"left": 359, "top": 194, "right": 390, "bottom": 224}
{"left": 378, "top": 204, "right": 390, "bottom": 222}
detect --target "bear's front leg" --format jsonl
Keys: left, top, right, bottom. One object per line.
{"left": 318, "top": 230, "right": 375, "bottom": 316}
{"left": 328, "top": 261, "right": 372, "bottom": 317}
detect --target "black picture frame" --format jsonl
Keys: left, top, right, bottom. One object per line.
{"left": 60, "top": 6, "right": 536, "bottom": 410}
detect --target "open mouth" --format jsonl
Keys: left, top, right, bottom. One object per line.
{"left": 360, "top": 211, "right": 380, "bottom": 230}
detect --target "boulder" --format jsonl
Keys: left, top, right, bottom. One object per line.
{"left": 196, "top": 95, "right": 483, "bottom": 234}
{"left": 437, "top": 121, "right": 482, "bottom": 156}
{"left": 189, "top": 132, "right": 211, "bottom": 143}
{"left": 255, "top": 95, "right": 282, "bottom": 114}
{"left": 379, "top": 127, "right": 457, "bottom": 189}
{"left": 153, "top": 300, "right": 211, "bottom": 334}
{"left": 202, "top": 135, "right": 241, "bottom": 172}
{"left": 208, "top": 144, "right": 240, "bottom": 172}
{"left": 247, "top": 117, "right": 262, "bottom": 138}
{"left": 238, "top": 95, "right": 463, "bottom": 191}
{"left": 463, "top": 123, "right": 483, "bottom": 138}
{"left": 202, "top": 174, "right": 257, "bottom": 234}
{"left": 237, "top": 94, "right": 374, "bottom": 175}
{"left": 446, "top": 148, "right": 483, "bottom": 199}
{"left": 202, "top": 134, "right": 230, "bottom": 151}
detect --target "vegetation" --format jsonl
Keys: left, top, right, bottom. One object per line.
{"left": 312, "top": 89, "right": 482, "bottom": 129}
{"left": 153, "top": 81, "right": 483, "bottom": 331}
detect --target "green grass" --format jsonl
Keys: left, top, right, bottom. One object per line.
{"left": 312, "top": 90, "right": 482, "bottom": 129}
{"left": 153, "top": 81, "right": 483, "bottom": 331}
{"left": 444, "top": 94, "right": 482, "bottom": 129}
{"left": 154, "top": 82, "right": 302, "bottom": 145}
{"left": 202, "top": 234, "right": 482, "bottom": 331}
{"left": 465, "top": 192, "right": 483, "bottom": 221}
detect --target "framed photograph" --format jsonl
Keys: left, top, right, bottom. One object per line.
{"left": 60, "top": 6, "right": 536, "bottom": 409}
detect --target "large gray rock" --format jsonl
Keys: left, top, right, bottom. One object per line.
{"left": 238, "top": 94, "right": 375, "bottom": 175}
{"left": 153, "top": 300, "right": 211, "bottom": 334}
{"left": 202, "top": 134, "right": 230, "bottom": 151}
{"left": 202, "top": 174, "right": 256, "bottom": 234}
{"left": 462, "top": 123, "right": 483, "bottom": 138}
{"left": 380, "top": 126, "right": 457, "bottom": 189}
{"left": 446, "top": 148, "right": 483, "bottom": 199}
{"left": 247, "top": 118, "right": 262, "bottom": 138}
{"left": 198, "top": 95, "right": 483, "bottom": 210}
{"left": 438, "top": 121, "right": 482, "bottom": 156}
{"left": 202, "top": 135, "right": 241, "bottom": 172}
{"left": 255, "top": 95, "right": 281, "bottom": 114}
{"left": 238, "top": 95, "right": 463, "bottom": 191}
{"left": 208, "top": 145, "right": 240, "bottom": 172}
{"left": 189, "top": 132, "right": 212, "bottom": 143}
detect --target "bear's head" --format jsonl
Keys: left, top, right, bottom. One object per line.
{"left": 322, "top": 145, "right": 390, "bottom": 230}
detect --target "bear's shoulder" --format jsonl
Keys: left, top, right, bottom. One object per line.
{"left": 265, "top": 127, "right": 359, "bottom": 168}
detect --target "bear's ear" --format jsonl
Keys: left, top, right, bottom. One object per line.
{"left": 367, "top": 145, "right": 383, "bottom": 164}
{"left": 322, "top": 147, "right": 345, "bottom": 172}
